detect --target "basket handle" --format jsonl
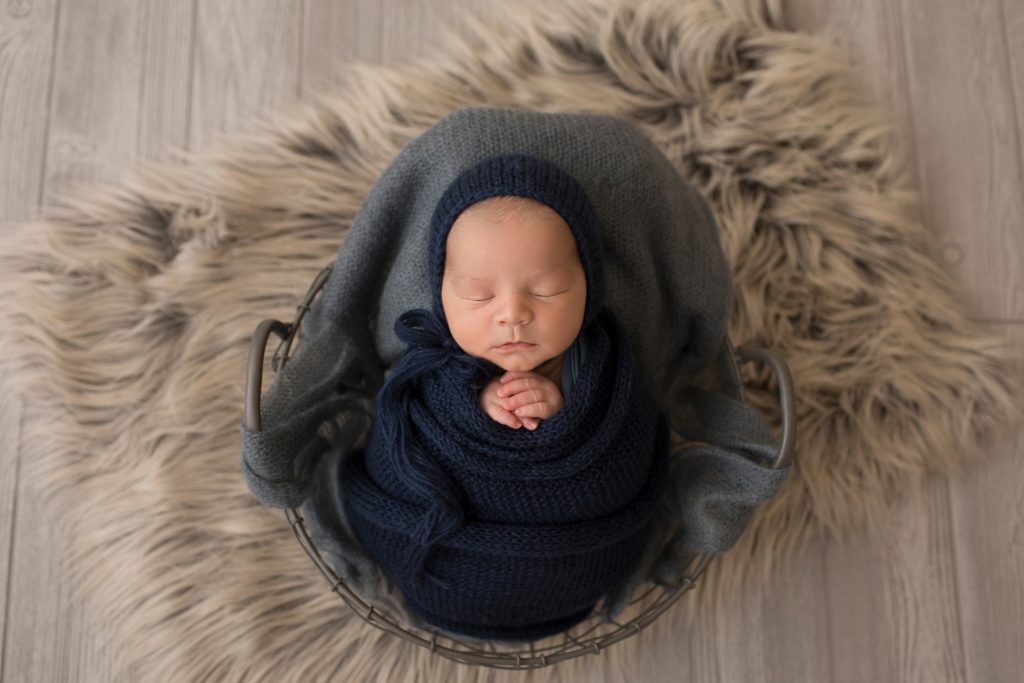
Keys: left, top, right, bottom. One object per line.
{"left": 244, "top": 319, "right": 291, "bottom": 432}
{"left": 733, "top": 346, "right": 796, "bottom": 469}
{"left": 243, "top": 266, "right": 335, "bottom": 433}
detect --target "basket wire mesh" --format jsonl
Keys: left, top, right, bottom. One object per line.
{"left": 244, "top": 264, "right": 795, "bottom": 669}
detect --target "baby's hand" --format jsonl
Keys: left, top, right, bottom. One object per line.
{"left": 479, "top": 371, "right": 564, "bottom": 431}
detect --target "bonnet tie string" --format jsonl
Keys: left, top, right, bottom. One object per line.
{"left": 375, "top": 308, "right": 497, "bottom": 589}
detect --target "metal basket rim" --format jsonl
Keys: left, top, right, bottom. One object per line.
{"left": 244, "top": 262, "right": 796, "bottom": 669}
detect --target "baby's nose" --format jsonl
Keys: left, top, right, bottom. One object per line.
{"left": 498, "top": 297, "right": 532, "bottom": 326}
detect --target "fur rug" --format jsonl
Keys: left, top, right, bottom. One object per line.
{"left": 0, "top": 0, "right": 1017, "bottom": 680}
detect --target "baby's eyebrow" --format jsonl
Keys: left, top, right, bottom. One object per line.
{"left": 449, "top": 267, "right": 573, "bottom": 283}
{"left": 450, "top": 276, "right": 491, "bottom": 283}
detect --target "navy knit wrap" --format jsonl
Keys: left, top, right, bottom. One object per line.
{"left": 339, "top": 153, "right": 669, "bottom": 640}
{"left": 341, "top": 308, "right": 668, "bottom": 640}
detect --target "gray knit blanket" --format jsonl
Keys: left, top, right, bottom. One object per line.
{"left": 240, "top": 107, "right": 790, "bottom": 623}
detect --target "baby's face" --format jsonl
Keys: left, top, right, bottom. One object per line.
{"left": 440, "top": 198, "right": 587, "bottom": 373}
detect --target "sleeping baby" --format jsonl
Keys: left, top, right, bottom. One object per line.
{"left": 442, "top": 194, "right": 584, "bottom": 432}
{"left": 339, "top": 153, "right": 669, "bottom": 642}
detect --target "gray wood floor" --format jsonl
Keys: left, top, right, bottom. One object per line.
{"left": 1, "top": 1, "right": 1021, "bottom": 681}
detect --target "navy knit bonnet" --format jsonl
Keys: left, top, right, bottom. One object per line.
{"left": 428, "top": 153, "right": 606, "bottom": 332}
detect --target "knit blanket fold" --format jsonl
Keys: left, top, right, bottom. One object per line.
{"left": 338, "top": 307, "right": 669, "bottom": 641}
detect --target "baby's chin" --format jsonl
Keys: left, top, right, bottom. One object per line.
{"left": 490, "top": 353, "right": 562, "bottom": 374}
{"left": 494, "top": 359, "right": 539, "bottom": 373}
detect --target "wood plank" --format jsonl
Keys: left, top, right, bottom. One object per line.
{"left": 0, "top": 0, "right": 59, "bottom": 225}
{"left": 42, "top": 0, "right": 146, "bottom": 199}
{"left": 135, "top": 1, "right": 195, "bottom": 160}
{"left": 189, "top": 0, "right": 303, "bottom": 149}
{"left": 823, "top": 478, "right": 967, "bottom": 683}
{"left": 759, "top": 542, "right": 833, "bottom": 681}
{"left": 3, "top": 2, "right": 193, "bottom": 681}
{"left": 665, "top": 542, "right": 833, "bottom": 683}
{"left": 301, "top": 0, "right": 492, "bottom": 93}
{"left": 896, "top": 0, "right": 1023, "bottom": 321}
{"left": 949, "top": 323, "right": 1024, "bottom": 682}
{"left": 676, "top": 575, "right": 770, "bottom": 682}
{"left": 999, "top": 0, "right": 1024, "bottom": 319}
{"left": 1003, "top": 0, "right": 1024, "bottom": 159}
{"left": 2, "top": 483, "right": 123, "bottom": 683}
{"left": 0, "top": 372, "right": 23, "bottom": 678}
{"left": 0, "top": 1, "right": 58, "bottom": 677}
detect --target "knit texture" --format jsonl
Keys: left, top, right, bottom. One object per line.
{"left": 343, "top": 310, "right": 668, "bottom": 640}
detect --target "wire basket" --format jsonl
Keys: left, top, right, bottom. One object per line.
{"left": 244, "top": 264, "right": 795, "bottom": 670}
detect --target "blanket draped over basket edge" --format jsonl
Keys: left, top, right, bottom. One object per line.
{"left": 239, "top": 107, "right": 790, "bottom": 629}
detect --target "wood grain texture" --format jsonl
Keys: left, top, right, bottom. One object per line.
{"left": 895, "top": 0, "right": 1024, "bottom": 321}
{"left": 189, "top": 0, "right": 302, "bottom": 150}
{"left": 301, "top": 0, "right": 491, "bottom": 93}
{"left": 0, "top": 0, "right": 58, "bottom": 224}
{"left": 649, "top": 546, "right": 833, "bottom": 682}
{"left": 135, "top": 0, "right": 194, "bottom": 159}
{"left": 759, "top": 542, "right": 833, "bottom": 682}
{"left": 823, "top": 481, "right": 968, "bottom": 683}
{"left": 42, "top": 0, "right": 149, "bottom": 200}
{"left": 0, "top": 372, "right": 22, "bottom": 678}
{"left": 949, "top": 323, "right": 1024, "bottom": 683}
{"left": 3, "top": 2, "right": 188, "bottom": 681}
{"left": 2, "top": 485, "right": 122, "bottom": 683}
{"left": 998, "top": 0, "right": 1024, "bottom": 319}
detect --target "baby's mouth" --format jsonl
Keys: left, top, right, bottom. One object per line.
{"left": 496, "top": 342, "right": 537, "bottom": 352}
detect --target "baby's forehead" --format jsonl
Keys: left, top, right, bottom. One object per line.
{"left": 454, "top": 195, "right": 555, "bottom": 223}
{"left": 447, "top": 199, "right": 577, "bottom": 251}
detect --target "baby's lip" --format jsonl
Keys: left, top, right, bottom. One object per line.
{"left": 496, "top": 341, "right": 536, "bottom": 351}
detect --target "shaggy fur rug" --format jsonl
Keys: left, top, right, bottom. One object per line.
{"left": 0, "top": 0, "right": 1017, "bottom": 680}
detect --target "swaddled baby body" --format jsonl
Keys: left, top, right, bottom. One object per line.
{"left": 340, "top": 154, "right": 667, "bottom": 641}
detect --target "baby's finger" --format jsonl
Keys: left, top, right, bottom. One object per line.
{"left": 497, "top": 378, "right": 542, "bottom": 399}
{"left": 502, "top": 388, "right": 545, "bottom": 411}
{"left": 521, "top": 416, "right": 540, "bottom": 430}
{"left": 490, "top": 408, "right": 522, "bottom": 429}
{"left": 513, "top": 402, "right": 551, "bottom": 420}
